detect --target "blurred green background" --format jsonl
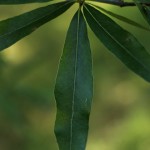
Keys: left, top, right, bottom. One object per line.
{"left": 0, "top": 1, "right": 150, "bottom": 150}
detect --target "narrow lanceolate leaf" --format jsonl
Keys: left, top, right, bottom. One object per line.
{"left": 0, "top": 0, "right": 51, "bottom": 4}
{"left": 0, "top": 1, "right": 73, "bottom": 51}
{"left": 134, "top": 0, "right": 150, "bottom": 25}
{"left": 87, "top": 0, "right": 135, "bottom": 6}
{"left": 87, "top": 0, "right": 150, "bottom": 5}
{"left": 54, "top": 9, "right": 93, "bottom": 150}
{"left": 87, "top": 0, "right": 121, "bottom": 3}
{"left": 84, "top": 4, "right": 150, "bottom": 82}
{"left": 89, "top": 3, "right": 149, "bottom": 31}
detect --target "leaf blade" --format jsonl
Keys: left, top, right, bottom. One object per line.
{"left": 88, "top": 3, "right": 150, "bottom": 31}
{"left": 84, "top": 4, "right": 150, "bottom": 82}
{"left": 54, "top": 9, "right": 93, "bottom": 150}
{"left": 87, "top": 0, "right": 121, "bottom": 3}
{"left": 134, "top": 0, "right": 150, "bottom": 3}
{"left": 134, "top": 0, "right": 150, "bottom": 25}
{"left": 0, "top": 1, "right": 73, "bottom": 51}
{"left": 0, "top": 0, "right": 52, "bottom": 4}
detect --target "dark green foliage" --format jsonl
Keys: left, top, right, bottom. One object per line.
{"left": 54, "top": 9, "right": 93, "bottom": 150}
{"left": 136, "top": 3, "right": 150, "bottom": 25}
{"left": 0, "top": 0, "right": 51, "bottom": 4}
{"left": 90, "top": 4, "right": 150, "bottom": 31}
{"left": 84, "top": 4, "right": 150, "bottom": 82}
{"left": 0, "top": 1, "right": 73, "bottom": 51}
{"left": 0, "top": 0, "right": 150, "bottom": 149}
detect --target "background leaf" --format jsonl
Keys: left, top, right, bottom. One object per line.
{"left": 84, "top": 4, "right": 150, "bottom": 82}
{"left": 54, "top": 9, "right": 93, "bottom": 150}
{"left": 0, "top": 1, "right": 73, "bottom": 51}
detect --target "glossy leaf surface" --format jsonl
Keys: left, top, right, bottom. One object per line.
{"left": 84, "top": 4, "right": 150, "bottom": 82}
{"left": 54, "top": 9, "right": 93, "bottom": 150}
{"left": 0, "top": 1, "right": 73, "bottom": 51}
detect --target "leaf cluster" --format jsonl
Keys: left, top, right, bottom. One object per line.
{"left": 0, "top": 0, "right": 150, "bottom": 150}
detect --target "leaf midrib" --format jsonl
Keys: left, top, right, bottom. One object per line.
{"left": 69, "top": 9, "right": 80, "bottom": 150}
{"left": 0, "top": 1, "right": 72, "bottom": 39}
{"left": 84, "top": 5, "right": 150, "bottom": 72}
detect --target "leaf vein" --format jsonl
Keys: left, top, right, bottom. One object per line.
{"left": 84, "top": 4, "right": 150, "bottom": 71}
{"left": 70, "top": 9, "right": 80, "bottom": 150}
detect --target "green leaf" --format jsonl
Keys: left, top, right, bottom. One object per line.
{"left": 84, "top": 4, "right": 150, "bottom": 82}
{"left": 0, "top": 1, "right": 73, "bottom": 51}
{"left": 88, "top": 3, "right": 150, "bottom": 31}
{"left": 54, "top": 9, "right": 93, "bottom": 150}
{"left": 134, "top": 1, "right": 150, "bottom": 25}
{"left": 0, "top": 0, "right": 51, "bottom": 4}
{"left": 134, "top": 0, "right": 150, "bottom": 3}
{"left": 86, "top": 0, "right": 135, "bottom": 6}
{"left": 87, "top": 0, "right": 121, "bottom": 3}
{"left": 90, "top": 0, "right": 150, "bottom": 3}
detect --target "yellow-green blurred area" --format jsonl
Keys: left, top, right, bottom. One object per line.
{"left": 0, "top": 1, "right": 150, "bottom": 150}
